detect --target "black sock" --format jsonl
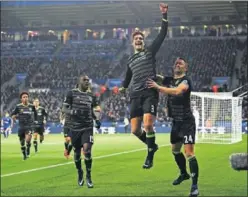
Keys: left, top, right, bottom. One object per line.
{"left": 188, "top": 156, "right": 199, "bottom": 186}
{"left": 84, "top": 158, "right": 92, "bottom": 176}
{"left": 64, "top": 142, "right": 69, "bottom": 150}
{"left": 74, "top": 149, "right": 82, "bottom": 172}
{"left": 3, "top": 132, "right": 6, "bottom": 138}
{"left": 146, "top": 131, "right": 155, "bottom": 160}
{"left": 68, "top": 143, "right": 73, "bottom": 155}
{"left": 26, "top": 142, "right": 31, "bottom": 155}
{"left": 133, "top": 130, "right": 147, "bottom": 144}
{"left": 40, "top": 136, "right": 44, "bottom": 143}
{"left": 21, "top": 146, "right": 26, "bottom": 157}
{"left": 173, "top": 152, "right": 187, "bottom": 174}
{"left": 33, "top": 140, "right": 38, "bottom": 152}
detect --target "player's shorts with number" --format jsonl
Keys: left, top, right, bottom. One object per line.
{"left": 130, "top": 95, "right": 158, "bottom": 118}
{"left": 70, "top": 128, "right": 94, "bottom": 148}
{"left": 170, "top": 118, "right": 196, "bottom": 144}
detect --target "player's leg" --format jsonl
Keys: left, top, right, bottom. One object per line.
{"left": 33, "top": 130, "right": 38, "bottom": 153}
{"left": 3, "top": 129, "right": 7, "bottom": 138}
{"left": 82, "top": 129, "right": 94, "bottom": 188}
{"left": 171, "top": 122, "right": 190, "bottom": 185}
{"left": 63, "top": 127, "right": 72, "bottom": 158}
{"left": 6, "top": 128, "right": 10, "bottom": 138}
{"left": 18, "top": 129, "right": 27, "bottom": 160}
{"left": 130, "top": 117, "right": 147, "bottom": 143}
{"left": 83, "top": 143, "right": 93, "bottom": 188}
{"left": 25, "top": 130, "right": 32, "bottom": 157}
{"left": 142, "top": 96, "right": 159, "bottom": 169}
{"left": 183, "top": 121, "right": 199, "bottom": 197}
{"left": 39, "top": 127, "right": 45, "bottom": 143}
{"left": 130, "top": 98, "right": 147, "bottom": 144}
{"left": 71, "top": 131, "right": 84, "bottom": 186}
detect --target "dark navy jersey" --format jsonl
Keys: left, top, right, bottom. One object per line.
{"left": 11, "top": 103, "right": 37, "bottom": 128}
{"left": 64, "top": 88, "right": 99, "bottom": 131}
{"left": 35, "top": 106, "right": 48, "bottom": 126}
{"left": 164, "top": 76, "right": 194, "bottom": 121}
{"left": 122, "top": 14, "right": 168, "bottom": 98}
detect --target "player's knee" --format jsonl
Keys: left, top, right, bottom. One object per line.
{"left": 20, "top": 138, "right": 25, "bottom": 146}
{"left": 184, "top": 150, "right": 194, "bottom": 158}
{"left": 65, "top": 137, "right": 71, "bottom": 143}
{"left": 131, "top": 127, "right": 141, "bottom": 135}
{"left": 83, "top": 151, "right": 92, "bottom": 160}
{"left": 143, "top": 124, "right": 153, "bottom": 132}
{"left": 74, "top": 148, "right": 81, "bottom": 161}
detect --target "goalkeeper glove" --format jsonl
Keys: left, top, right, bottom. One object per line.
{"left": 119, "top": 87, "right": 126, "bottom": 93}
{"left": 95, "top": 120, "right": 101, "bottom": 129}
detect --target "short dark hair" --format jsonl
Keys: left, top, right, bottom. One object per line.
{"left": 177, "top": 57, "right": 189, "bottom": 67}
{"left": 33, "top": 98, "right": 39, "bottom": 101}
{"left": 20, "top": 92, "right": 29, "bottom": 99}
{"left": 132, "top": 31, "right": 144, "bottom": 40}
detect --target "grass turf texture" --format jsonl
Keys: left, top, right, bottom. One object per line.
{"left": 1, "top": 134, "right": 247, "bottom": 196}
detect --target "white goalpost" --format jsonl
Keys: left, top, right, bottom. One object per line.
{"left": 191, "top": 92, "right": 243, "bottom": 144}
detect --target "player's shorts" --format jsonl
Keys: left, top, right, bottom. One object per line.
{"left": 130, "top": 95, "right": 158, "bottom": 119}
{"left": 63, "top": 126, "right": 71, "bottom": 138}
{"left": 34, "top": 127, "right": 45, "bottom": 135}
{"left": 70, "top": 128, "right": 94, "bottom": 149}
{"left": 170, "top": 118, "right": 196, "bottom": 145}
{"left": 18, "top": 128, "right": 32, "bottom": 139}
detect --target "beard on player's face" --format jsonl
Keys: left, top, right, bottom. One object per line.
{"left": 174, "top": 65, "right": 186, "bottom": 75}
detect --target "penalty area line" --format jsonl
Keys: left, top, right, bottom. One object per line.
{"left": 1, "top": 144, "right": 169, "bottom": 178}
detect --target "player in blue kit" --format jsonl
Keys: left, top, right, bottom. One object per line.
{"left": 1, "top": 112, "right": 13, "bottom": 138}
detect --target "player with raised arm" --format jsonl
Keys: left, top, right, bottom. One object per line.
{"left": 1, "top": 112, "right": 13, "bottom": 138}
{"left": 147, "top": 57, "right": 200, "bottom": 197}
{"left": 11, "top": 92, "right": 37, "bottom": 160}
{"left": 119, "top": 3, "right": 168, "bottom": 169}
{"left": 62, "top": 75, "right": 101, "bottom": 187}
{"left": 33, "top": 98, "right": 48, "bottom": 153}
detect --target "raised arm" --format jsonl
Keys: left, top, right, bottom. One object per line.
{"left": 148, "top": 3, "right": 168, "bottom": 55}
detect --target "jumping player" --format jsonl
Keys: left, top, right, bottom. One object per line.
{"left": 147, "top": 57, "right": 200, "bottom": 197}
{"left": 119, "top": 3, "right": 168, "bottom": 169}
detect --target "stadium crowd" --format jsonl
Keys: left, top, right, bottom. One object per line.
{"left": 1, "top": 37, "right": 247, "bottom": 122}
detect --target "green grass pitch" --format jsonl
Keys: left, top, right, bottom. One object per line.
{"left": 1, "top": 134, "right": 247, "bottom": 196}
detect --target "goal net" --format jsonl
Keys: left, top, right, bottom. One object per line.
{"left": 191, "top": 92, "right": 243, "bottom": 144}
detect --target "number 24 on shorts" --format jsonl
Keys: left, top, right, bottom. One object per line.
{"left": 184, "top": 135, "right": 193, "bottom": 143}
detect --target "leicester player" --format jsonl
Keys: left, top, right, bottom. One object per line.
{"left": 62, "top": 75, "right": 101, "bottom": 187}
{"left": 147, "top": 57, "right": 199, "bottom": 197}
{"left": 11, "top": 92, "right": 37, "bottom": 160}
{"left": 119, "top": 3, "right": 168, "bottom": 169}
{"left": 33, "top": 98, "right": 48, "bottom": 153}
{"left": 1, "top": 112, "right": 13, "bottom": 138}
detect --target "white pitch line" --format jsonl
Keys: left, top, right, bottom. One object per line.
{"left": 1, "top": 144, "right": 169, "bottom": 178}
